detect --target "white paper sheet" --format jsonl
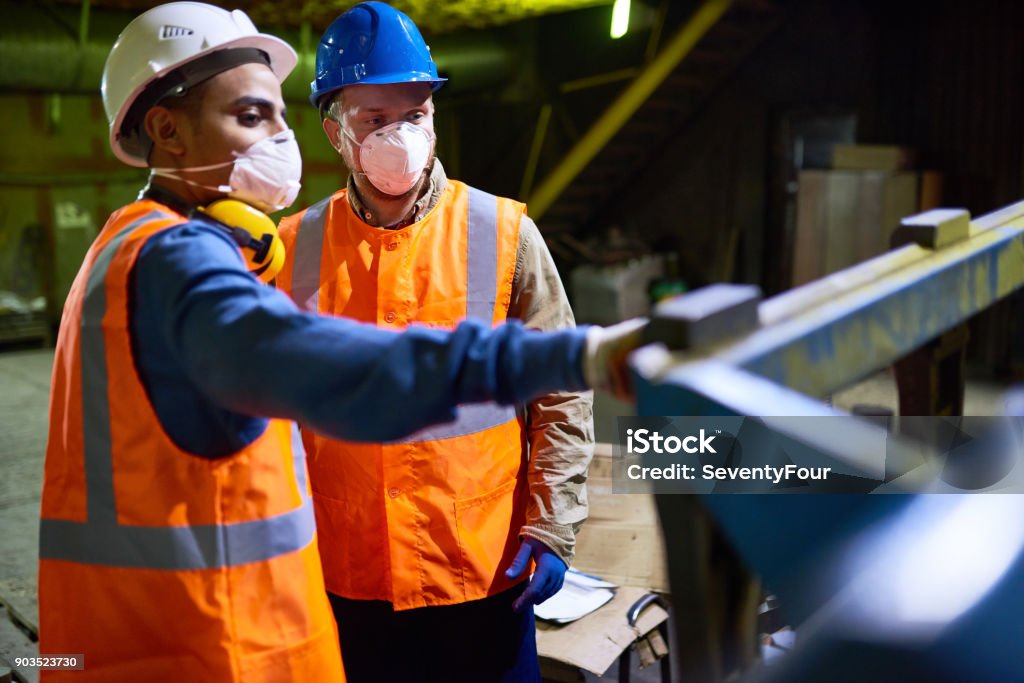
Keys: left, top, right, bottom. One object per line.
{"left": 534, "top": 568, "right": 617, "bottom": 623}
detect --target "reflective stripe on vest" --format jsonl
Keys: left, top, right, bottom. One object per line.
{"left": 465, "top": 186, "right": 500, "bottom": 322}
{"left": 292, "top": 187, "right": 517, "bottom": 443}
{"left": 39, "top": 212, "right": 315, "bottom": 571}
{"left": 292, "top": 196, "right": 331, "bottom": 314}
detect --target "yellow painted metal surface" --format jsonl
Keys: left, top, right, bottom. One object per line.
{"left": 527, "top": 0, "right": 734, "bottom": 220}
{"left": 640, "top": 202, "right": 1024, "bottom": 399}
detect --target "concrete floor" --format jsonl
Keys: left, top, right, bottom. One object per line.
{"left": 0, "top": 348, "right": 50, "bottom": 683}
{"left": 0, "top": 348, "right": 1011, "bottom": 682}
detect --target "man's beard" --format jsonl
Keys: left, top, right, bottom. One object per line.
{"left": 351, "top": 151, "right": 436, "bottom": 203}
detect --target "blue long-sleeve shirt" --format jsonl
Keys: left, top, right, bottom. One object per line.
{"left": 131, "top": 217, "right": 589, "bottom": 458}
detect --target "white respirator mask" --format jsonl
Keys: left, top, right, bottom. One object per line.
{"left": 344, "top": 121, "right": 432, "bottom": 196}
{"left": 151, "top": 128, "right": 302, "bottom": 213}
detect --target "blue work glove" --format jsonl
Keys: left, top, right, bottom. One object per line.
{"left": 505, "top": 537, "right": 567, "bottom": 613}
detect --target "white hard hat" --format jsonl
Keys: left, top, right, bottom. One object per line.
{"left": 102, "top": 2, "right": 297, "bottom": 167}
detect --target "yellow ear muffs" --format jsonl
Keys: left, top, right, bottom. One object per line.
{"left": 198, "top": 199, "right": 285, "bottom": 283}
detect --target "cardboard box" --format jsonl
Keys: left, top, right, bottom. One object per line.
{"left": 793, "top": 169, "right": 919, "bottom": 286}
{"left": 571, "top": 444, "right": 670, "bottom": 594}
{"left": 831, "top": 144, "right": 916, "bottom": 171}
{"left": 536, "top": 585, "right": 669, "bottom": 676}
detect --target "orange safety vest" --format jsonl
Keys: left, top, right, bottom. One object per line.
{"left": 38, "top": 200, "right": 344, "bottom": 682}
{"left": 277, "top": 181, "right": 528, "bottom": 610}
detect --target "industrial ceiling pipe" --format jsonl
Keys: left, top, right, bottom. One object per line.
{"left": 0, "top": 1, "right": 515, "bottom": 100}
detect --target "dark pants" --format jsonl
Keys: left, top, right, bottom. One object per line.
{"left": 328, "top": 583, "right": 541, "bottom": 683}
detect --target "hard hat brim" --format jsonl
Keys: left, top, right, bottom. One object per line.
{"left": 309, "top": 74, "right": 447, "bottom": 109}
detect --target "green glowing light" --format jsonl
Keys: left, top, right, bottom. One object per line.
{"left": 610, "top": 0, "right": 630, "bottom": 38}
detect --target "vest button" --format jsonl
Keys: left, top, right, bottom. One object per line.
{"left": 388, "top": 487, "right": 400, "bottom": 498}
{"left": 386, "top": 241, "right": 398, "bottom": 251}
{"left": 384, "top": 311, "right": 397, "bottom": 323}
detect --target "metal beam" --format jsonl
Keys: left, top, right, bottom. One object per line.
{"left": 527, "top": 0, "right": 734, "bottom": 220}
{"left": 639, "top": 200, "right": 1024, "bottom": 398}
{"left": 633, "top": 200, "right": 1024, "bottom": 682}
{"left": 519, "top": 103, "right": 552, "bottom": 199}
{"left": 558, "top": 67, "right": 640, "bottom": 94}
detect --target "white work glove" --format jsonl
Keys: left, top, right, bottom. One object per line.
{"left": 583, "top": 318, "right": 648, "bottom": 399}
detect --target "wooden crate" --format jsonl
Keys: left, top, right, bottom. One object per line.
{"left": 793, "top": 169, "right": 919, "bottom": 286}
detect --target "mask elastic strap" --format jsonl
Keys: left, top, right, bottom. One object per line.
{"left": 340, "top": 122, "right": 435, "bottom": 147}
{"left": 150, "top": 158, "right": 235, "bottom": 174}
{"left": 341, "top": 127, "right": 361, "bottom": 148}
{"left": 149, "top": 169, "right": 231, "bottom": 194}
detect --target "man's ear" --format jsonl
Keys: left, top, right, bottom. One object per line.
{"left": 322, "top": 116, "right": 344, "bottom": 153}
{"left": 144, "top": 106, "right": 186, "bottom": 157}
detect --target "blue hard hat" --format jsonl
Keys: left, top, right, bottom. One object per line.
{"left": 310, "top": 1, "right": 446, "bottom": 108}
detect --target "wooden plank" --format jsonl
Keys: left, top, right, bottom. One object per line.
{"left": 831, "top": 144, "right": 916, "bottom": 170}
{"left": 792, "top": 170, "right": 828, "bottom": 286}
{"left": 823, "top": 171, "right": 860, "bottom": 274}
{"left": 881, "top": 172, "right": 918, "bottom": 254}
